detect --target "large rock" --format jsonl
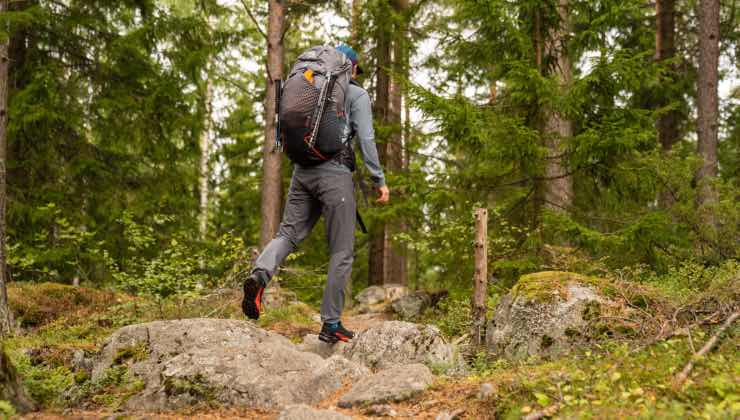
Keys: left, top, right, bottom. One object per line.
{"left": 355, "top": 286, "right": 387, "bottom": 305}
{"left": 338, "top": 363, "right": 433, "bottom": 408}
{"left": 342, "top": 321, "right": 460, "bottom": 370}
{"left": 298, "top": 321, "right": 463, "bottom": 374}
{"left": 354, "top": 284, "right": 409, "bottom": 312}
{"left": 390, "top": 292, "right": 432, "bottom": 319}
{"left": 486, "top": 271, "right": 610, "bottom": 359}
{"left": 278, "top": 404, "right": 352, "bottom": 420}
{"left": 91, "top": 318, "right": 367, "bottom": 410}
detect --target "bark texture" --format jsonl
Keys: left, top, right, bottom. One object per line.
{"left": 541, "top": 0, "right": 573, "bottom": 213}
{"left": 388, "top": 0, "right": 408, "bottom": 285}
{"left": 198, "top": 77, "right": 213, "bottom": 241}
{"left": 695, "top": 0, "right": 720, "bottom": 211}
{"left": 656, "top": 0, "right": 681, "bottom": 207}
{"left": 369, "top": 0, "right": 407, "bottom": 285}
{"left": 0, "top": 0, "right": 13, "bottom": 336}
{"left": 259, "top": 0, "right": 286, "bottom": 248}
{"left": 368, "top": 1, "right": 392, "bottom": 286}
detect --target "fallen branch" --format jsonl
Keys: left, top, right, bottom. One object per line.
{"left": 672, "top": 311, "right": 739, "bottom": 389}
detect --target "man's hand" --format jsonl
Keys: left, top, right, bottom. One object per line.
{"left": 376, "top": 185, "right": 390, "bottom": 204}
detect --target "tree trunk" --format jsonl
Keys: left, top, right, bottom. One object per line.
{"left": 351, "top": 0, "right": 363, "bottom": 46}
{"left": 259, "top": 0, "right": 286, "bottom": 248}
{"left": 695, "top": 0, "right": 720, "bottom": 213}
{"left": 0, "top": 0, "right": 14, "bottom": 336}
{"left": 198, "top": 76, "right": 213, "bottom": 241}
{"left": 541, "top": 0, "right": 573, "bottom": 213}
{"left": 368, "top": 1, "right": 392, "bottom": 286}
{"left": 656, "top": 0, "right": 681, "bottom": 207}
{"left": 387, "top": 0, "right": 408, "bottom": 285}
{"left": 0, "top": 346, "right": 36, "bottom": 413}
{"left": 369, "top": 0, "right": 408, "bottom": 285}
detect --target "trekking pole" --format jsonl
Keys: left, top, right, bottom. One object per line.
{"left": 308, "top": 72, "right": 333, "bottom": 148}
{"left": 274, "top": 79, "right": 283, "bottom": 151}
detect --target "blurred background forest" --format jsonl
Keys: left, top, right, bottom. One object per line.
{"left": 0, "top": 0, "right": 738, "bottom": 311}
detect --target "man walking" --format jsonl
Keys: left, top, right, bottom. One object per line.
{"left": 242, "top": 44, "right": 389, "bottom": 343}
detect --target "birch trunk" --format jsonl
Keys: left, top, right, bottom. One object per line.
{"left": 198, "top": 77, "right": 213, "bottom": 241}
{"left": 259, "top": 0, "right": 285, "bottom": 248}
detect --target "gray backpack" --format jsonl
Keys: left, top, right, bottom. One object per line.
{"left": 277, "top": 46, "right": 353, "bottom": 166}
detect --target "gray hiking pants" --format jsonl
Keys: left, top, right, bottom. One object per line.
{"left": 252, "top": 167, "right": 356, "bottom": 323}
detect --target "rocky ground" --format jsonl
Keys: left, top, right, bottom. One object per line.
{"left": 2, "top": 273, "right": 738, "bottom": 419}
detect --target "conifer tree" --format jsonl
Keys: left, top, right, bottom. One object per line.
{"left": 259, "top": 0, "right": 286, "bottom": 248}
{"left": 0, "top": 0, "right": 11, "bottom": 336}
{"left": 696, "top": 0, "right": 721, "bottom": 214}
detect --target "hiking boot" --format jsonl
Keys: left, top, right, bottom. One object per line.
{"left": 318, "top": 321, "right": 355, "bottom": 343}
{"left": 241, "top": 272, "right": 266, "bottom": 320}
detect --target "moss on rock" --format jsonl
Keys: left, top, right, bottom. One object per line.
{"left": 511, "top": 271, "right": 605, "bottom": 303}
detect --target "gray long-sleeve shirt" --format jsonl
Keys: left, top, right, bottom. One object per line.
{"left": 294, "top": 82, "right": 386, "bottom": 188}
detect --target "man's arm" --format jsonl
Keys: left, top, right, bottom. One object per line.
{"left": 350, "top": 90, "right": 386, "bottom": 189}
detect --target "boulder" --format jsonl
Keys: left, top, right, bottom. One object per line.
{"left": 486, "top": 271, "right": 610, "bottom": 359}
{"left": 296, "top": 334, "right": 349, "bottom": 359}
{"left": 390, "top": 292, "right": 432, "bottom": 319}
{"left": 278, "top": 404, "right": 352, "bottom": 420}
{"left": 354, "top": 284, "right": 409, "bottom": 308}
{"left": 91, "top": 318, "right": 366, "bottom": 410}
{"left": 355, "top": 286, "right": 387, "bottom": 305}
{"left": 338, "top": 363, "right": 433, "bottom": 408}
{"left": 342, "top": 321, "right": 460, "bottom": 370}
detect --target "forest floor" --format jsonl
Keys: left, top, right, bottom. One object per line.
{"left": 3, "top": 281, "right": 738, "bottom": 419}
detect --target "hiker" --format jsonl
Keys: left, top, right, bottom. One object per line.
{"left": 242, "top": 44, "right": 389, "bottom": 344}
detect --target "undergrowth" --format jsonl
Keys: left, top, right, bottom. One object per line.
{"left": 467, "top": 335, "right": 738, "bottom": 419}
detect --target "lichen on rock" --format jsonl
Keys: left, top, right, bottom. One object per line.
{"left": 486, "top": 271, "right": 614, "bottom": 360}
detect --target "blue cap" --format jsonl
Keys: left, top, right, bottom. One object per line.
{"left": 336, "top": 44, "right": 364, "bottom": 75}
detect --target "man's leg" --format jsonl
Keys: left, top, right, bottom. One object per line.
{"left": 318, "top": 173, "right": 356, "bottom": 326}
{"left": 243, "top": 174, "right": 320, "bottom": 319}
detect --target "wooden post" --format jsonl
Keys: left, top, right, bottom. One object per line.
{"left": 471, "top": 208, "right": 488, "bottom": 347}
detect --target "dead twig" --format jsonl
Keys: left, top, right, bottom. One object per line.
{"left": 672, "top": 311, "right": 739, "bottom": 389}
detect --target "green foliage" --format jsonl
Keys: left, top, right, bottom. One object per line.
{"left": 421, "top": 296, "right": 472, "bottom": 338}
{"left": 258, "top": 302, "right": 318, "bottom": 331}
{"left": 0, "top": 401, "right": 16, "bottom": 419}
{"left": 70, "top": 366, "right": 146, "bottom": 410}
{"left": 12, "top": 352, "right": 74, "bottom": 407}
{"left": 472, "top": 338, "right": 739, "bottom": 419}
{"left": 105, "top": 211, "right": 247, "bottom": 299}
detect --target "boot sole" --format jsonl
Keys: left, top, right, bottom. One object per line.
{"left": 318, "top": 331, "right": 339, "bottom": 343}
{"left": 319, "top": 331, "right": 352, "bottom": 344}
{"left": 242, "top": 277, "right": 263, "bottom": 320}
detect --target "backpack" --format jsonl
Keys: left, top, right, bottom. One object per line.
{"left": 277, "top": 46, "right": 353, "bottom": 166}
